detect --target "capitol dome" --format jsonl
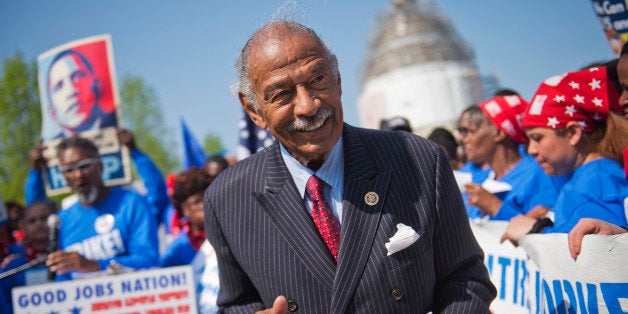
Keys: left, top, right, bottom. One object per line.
{"left": 358, "top": 0, "right": 484, "bottom": 134}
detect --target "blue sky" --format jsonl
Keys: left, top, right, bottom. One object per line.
{"left": 0, "top": 1, "right": 614, "bottom": 158}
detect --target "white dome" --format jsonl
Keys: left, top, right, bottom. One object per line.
{"left": 359, "top": 0, "right": 484, "bottom": 134}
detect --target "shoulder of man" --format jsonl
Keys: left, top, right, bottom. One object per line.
{"left": 345, "top": 124, "right": 439, "bottom": 158}
{"left": 206, "top": 142, "right": 278, "bottom": 194}
{"left": 111, "top": 186, "right": 151, "bottom": 209}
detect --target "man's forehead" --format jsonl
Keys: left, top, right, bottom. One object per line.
{"left": 249, "top": 36, "right": 327, "bottom": 83}
{"left": 59, "top": 146, "right": 98, "bottom": 161}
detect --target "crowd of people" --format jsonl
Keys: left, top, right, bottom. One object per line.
{"left": 0, "top": 129, "right": 230, "bottom": 313}
{"left": 0, "top": 19, "right": 627, "bottom": 313}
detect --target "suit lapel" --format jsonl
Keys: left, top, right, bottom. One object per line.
{"left": 252, "top": 143, "right": 336, "bottom": 289}
{"left": 330, "top": 125, "right": 391, "bottom": 313}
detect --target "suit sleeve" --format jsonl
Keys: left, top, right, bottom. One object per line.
{"left": 430, "top": 147, "right": 497, "bottom": 313}
{"left": 204, "top": 188, "right": 265, "bottom": 313}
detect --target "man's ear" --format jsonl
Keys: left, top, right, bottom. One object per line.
{"left": 238, "top": 91, "right": 268, "bottom": 130}
{"left": 566, "top": 121, "right": 583, "bottom": 146}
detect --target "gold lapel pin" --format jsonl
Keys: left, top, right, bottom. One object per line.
{"left": 364, "top": 192, "right": 379, "bottom": 206}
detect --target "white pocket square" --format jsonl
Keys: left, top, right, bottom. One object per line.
{"left": 385, "top": 223, "right": 420, "bottom": 256}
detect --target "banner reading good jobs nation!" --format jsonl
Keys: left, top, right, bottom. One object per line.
{"left": 36, "top": 34, "right": 131, "bottom": 196}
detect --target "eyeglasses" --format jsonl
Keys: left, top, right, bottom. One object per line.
{"left": 59, "top": 158, "right": 100, "bottom": 175}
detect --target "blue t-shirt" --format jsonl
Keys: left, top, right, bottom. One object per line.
{"left": 57, "top": 187, "right": 159, "bottom": 280}
{"left": 459, "top": 162, "right": 492, "bottom": 219}
{"left": 160, "top": 231, "right": 197, "bottom": 267}
{"left": 491, "top": 156, "right": 559, "bottom": 220}
{"left": 544, "top": 158, "right": 628, "bottom": 233}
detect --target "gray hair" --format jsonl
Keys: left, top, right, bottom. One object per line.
{"left": 235, "top": 21, "right": 338, "bottom": 111}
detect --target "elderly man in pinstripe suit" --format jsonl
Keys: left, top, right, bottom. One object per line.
{"left": 204, "top": 21, "right": 496, "bottom": 313}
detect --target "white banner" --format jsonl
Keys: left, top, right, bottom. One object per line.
{"left": 12, "top": 265, "right": 197, "bottom": 314}
{"left": 471, "top": 221, "right": 628, "bottom": 314}
{"left": 519, "top": 233, "right": 628, "bottom": 314}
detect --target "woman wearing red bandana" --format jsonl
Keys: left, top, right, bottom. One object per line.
{"left": 464, "top": 95, "right": 560, "bottom": 220}
{"left": 501, "top": 66, "right": 628, "bottom": 244}
{"left": 161, "top": 168, "right": 213, "bottom": 267}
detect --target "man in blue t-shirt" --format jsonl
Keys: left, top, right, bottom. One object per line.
{"left": 43, "top": 137, "right": 158, "bottom": 280}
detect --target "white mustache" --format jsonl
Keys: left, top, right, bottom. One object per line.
{"left": 287, "top": 107, "right": 334, "bottom": 132}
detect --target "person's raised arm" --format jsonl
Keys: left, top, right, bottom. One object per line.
{"left": 25, "top": 139, "right": 47, "bottom": 205}
{"left": 118, "top": 129, "right": 169, "bottom": 224}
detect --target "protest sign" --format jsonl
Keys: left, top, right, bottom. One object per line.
{"left": 192, "top": 240, "right": 220, "bottom": 313}
{"left": 36, "top": 34, "right": 130, "bottom": 196}
{"left": 472, "top": 221, "right": 628, "bottom": 314}
{"left": 519, "top": 233, "right": 628, "bottom": 314}
{"left": 591, "top": 0, "right": 628, "bottom": 55}
{"left": 12, "top": 266, "right": 196, "bottom": 314}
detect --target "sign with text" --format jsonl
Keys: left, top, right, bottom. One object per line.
{"left": 472, "top": 221, "right": 628, "bottom": 314}
{"left": 37, "top": 34, "right": 130, "bottom": 196}
{"left": 12, "top": 266, "right": 197, "bottom": 314}
{"left": 519, "top": 233, "right": 628, "bottom": 314}
{"left": 591, "top": 0, "right": 628, "bottom": 55}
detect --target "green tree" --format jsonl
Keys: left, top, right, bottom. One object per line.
{"left": 118, "top": 74, "right": 179, "bottom": 175}
{"left": 203, "top": 133, "right": 224, "bottom": 156}
{"left": 0, "top": 53, "right": 41, "bottom": 204}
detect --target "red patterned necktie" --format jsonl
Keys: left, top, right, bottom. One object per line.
{"left": 306, "top": 175, "right": 341, "bottom": 262}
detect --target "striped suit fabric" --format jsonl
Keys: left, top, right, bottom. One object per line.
{"left": 204, "top": 124, "right": 496, "bottom": 313}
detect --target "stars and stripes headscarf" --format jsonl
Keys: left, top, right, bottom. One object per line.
{"left": 522, "top": 66, "right": 620, "bottom": 132}
{"left": 479, "top": 95, "right": 529, "bottom": 144}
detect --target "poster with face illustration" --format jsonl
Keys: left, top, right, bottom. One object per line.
{"left": 37, "top": 34, "right": 130, "bottom": 196}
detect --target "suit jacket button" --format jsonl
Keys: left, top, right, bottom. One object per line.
{"left": 287, "top": 300, "right": 298, "bottom": 312}
{"left": 391, "top": 288, "right": 403, "bottom": 301}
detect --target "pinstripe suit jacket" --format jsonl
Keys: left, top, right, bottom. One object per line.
{"left": 204, "top": 124, "right": 496, "bottom": 313}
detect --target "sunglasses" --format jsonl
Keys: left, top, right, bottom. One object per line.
{"left": 59, "top": 158, "right": 100, "bottom": 175}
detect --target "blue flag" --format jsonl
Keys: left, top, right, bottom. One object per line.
{"left": 236, "top": 109, "right": 274, "bottom": 161}
{"left": 181, "top": 118, "right": 207, "bottom": 169}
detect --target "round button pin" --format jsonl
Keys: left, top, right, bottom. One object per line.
{"left": 391, "top": 288, "right": 403, "bottom": 301}
{"left": 287, "top": 300, "right": 298, "bottom": 312}
{"left": 364, "top": 192, "right": 379, "bottom": 206}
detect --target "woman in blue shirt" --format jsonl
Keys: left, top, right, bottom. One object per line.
{"left": 501, "top": 66, "right": 628, "bottom": 242}
{"left": 463, "top": 95, "right": 559, "bottom": 220}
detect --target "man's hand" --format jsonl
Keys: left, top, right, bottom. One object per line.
{"left": 255, "top": 296, "right": 288, "bottom": 314}
{"left": 568, "top": 218, "right": 627, "bottom": 260}
{"left": 464, "top": 183, "right": 501, "bottom": 216}
{"left": 46, "top": 251, "right": 100, "bottom": 275}
{"left": 118, "top": 129, "right": 137, "bottom": 151}
{"left": 29, "top": 139, "right": 46, "bottom": 170}
{"left": 500, "top": 215, "right": 537, "bottom": 245}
